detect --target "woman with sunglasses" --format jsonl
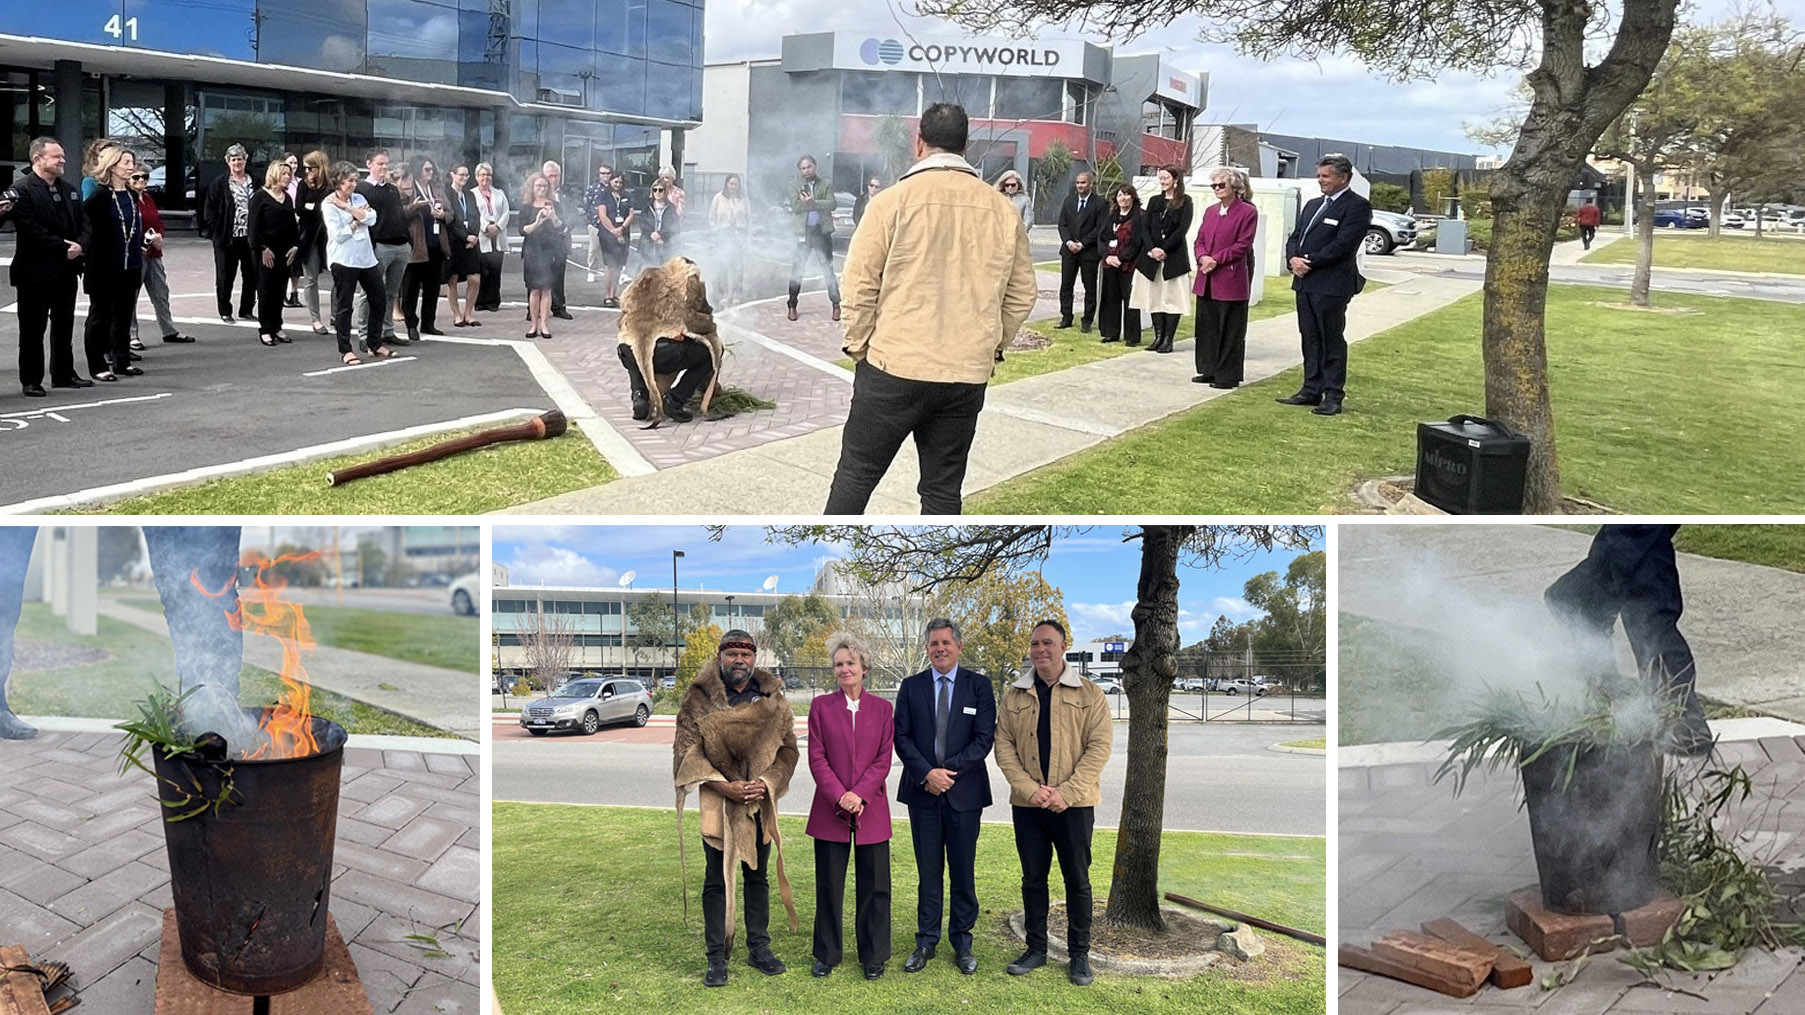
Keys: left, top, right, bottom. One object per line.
{"left": 995, "top": 170, "right": 1032, "bottom": 230}
{"left": 805, "top": 634, "right": 894, "bottom": 981}
{"left": 127, "top": 167, "right": 195, "bottom": 350}
{"left": 295, "top": 150, "right": 334, "bottom": 334}
{"left": 639, "top": 180, "right": 680, "bottom": 265}
{"left": 852, "top": 176, "right": 881, "bottom": 227}
{"left": 1192, "top": 166, "right": 1259, "bottom": 388}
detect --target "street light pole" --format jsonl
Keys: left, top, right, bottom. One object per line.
{"left": 725, "top": 594, "right": 735, "bottom": 629}
{"left": 671, "top": 550, "right": 685, "bottom": 683}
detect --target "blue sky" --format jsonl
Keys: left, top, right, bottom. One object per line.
{"left": 704, "top": 0, "right": 1805, "bottom": 158}
{"left": 493, "top": 525, "right": 1316, "bottom": 646}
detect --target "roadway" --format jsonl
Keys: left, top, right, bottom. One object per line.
{"left": 492, "top": 716, "right": 1327, "bottom": 837}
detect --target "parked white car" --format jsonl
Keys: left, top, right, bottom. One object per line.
{"left": 448, "top": 573, "right": 478, "bottom": 616}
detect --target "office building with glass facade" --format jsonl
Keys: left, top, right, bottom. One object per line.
{"left": 691, "top": 31, "right": 1205, "bottom": 221}
{"left": 0, "top": 0, "right": 704, "bottom": 210}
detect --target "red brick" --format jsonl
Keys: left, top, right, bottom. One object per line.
{"left": 1506, "top": 889, "right": 1617, "bottom": 960}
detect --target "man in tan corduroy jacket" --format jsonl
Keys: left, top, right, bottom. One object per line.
{"left": 993, "top": 619, "right": 1113, "bottom": 986}
{"left": 823, "top": 101, "right": 1037, "bottom": 516}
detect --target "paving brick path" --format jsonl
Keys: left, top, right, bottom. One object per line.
{"left": 0, "top": 729, "right": 477, "bottom": 1013}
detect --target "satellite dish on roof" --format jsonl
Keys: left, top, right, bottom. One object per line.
{"left": 620, "top": 571, "right": 636, "bottom": 588}
{"left": 763, "top": 575, "right": 779, "bottom": 591}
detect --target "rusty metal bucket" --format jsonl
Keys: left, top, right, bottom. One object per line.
{"left": 1521, "top": 741, "right": 1662, "bottom": 914}
{"left": 152, "top": 712, "right": 347, "bottom": 995}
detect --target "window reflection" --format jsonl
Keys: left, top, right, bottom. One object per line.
{"left": 256, "top": 0, "right": 367, "bottom": 73}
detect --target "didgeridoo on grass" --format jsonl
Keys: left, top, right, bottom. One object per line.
{"left": 327, "top": 410, "right": 568, "bottom": 486}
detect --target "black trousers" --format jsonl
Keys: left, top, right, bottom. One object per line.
{"left": 477, "top": 250, "right": 504, "bottom": 310}
{"left": 1097, "top": 268, "right": 1141, "bottom": 344}
{"left": 617, "top": 339, "right": 715, "bottom": 404}
{"left": 1195, "top": 296, "right": 1249, "bottom": 384}
{"left": 84, "top": 269, "right": 143, "bottom": 376}
{"left": 1296, "top": 289, "right": 1351, "bottom": 400}
{"left": 213, "top": 237, "right": 256, "bottom": 317}
{"left": 825, "top": 360, "right": 986, "bottom": 516}
{"left": 703, "top": 820, "right": 772, "bottom": 961}
{"left": 812, "top": 837, "right": 891, "bottom": 967}
{"left": 1012, "top": 805, "right": 1095, "bottom": 955}
{"left": 551, "top": 246, "right": 568, "bottom": 314}
{"left": 1579, "top": 225, "right": 1597, "bottom": 249}
{"left": 330, "top": 263, "right": 387, "bottom": 355}
{"left": 403, "top": 253, "right": 443, "bottom": 330}
{"left": 255, "top": 258, "right": 289, "bottom": 336}
{"left": 1544, "top": 525, "right": 1694, "bottom": 693}
{"left": 16, "top": 274, "right": 79, "bottom": 386}
{"left": 907, "top": 797, "right": 982, "bottom": 953}
{"left": 1059, "top": 252, "right": 1099, "bottom": 324}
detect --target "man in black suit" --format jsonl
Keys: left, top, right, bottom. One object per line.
{"left": 10, "top": 137, "right": 92, "bottom": 397}
{"left": 1279, "top": 154, "right": 1372, "bottom": 416}
{"left": 893, "top": 618, "right": 995, "bottom": 976}
{"left": 1056, "top": 172, "right": 1105, "bottom": 332}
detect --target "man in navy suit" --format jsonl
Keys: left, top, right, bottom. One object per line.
{"left": 894, "top": 618, "right": 995, "bottom": 975}
{"left": 1279, "top": 154, "right": 1372, "bottom": 416}
{"left": 1055, "top": 173, "right": 1106, "bottom": 332}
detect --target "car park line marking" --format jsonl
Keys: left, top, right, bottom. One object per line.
{"left": 0, "top": 406, "right": 549, "bottom": 514}
{"left": 302, "top": 356, "right": 418, "bottom": 376}
{"left": 2, "top": 392, "right": 174, "bottom": 427}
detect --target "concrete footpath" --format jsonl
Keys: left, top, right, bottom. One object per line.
{"left": 97, "top": 599, "right": 479, "bottom": 740}
{"left": 510, "top": 235, "right": 1629, "bottom": 514}
{"left": 1339, "top": 524, "right": 1805, "bottom": 723}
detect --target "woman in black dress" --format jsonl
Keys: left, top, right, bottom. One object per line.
{"left": 519, "top": 173, "right": 567, "bottom": 339}
{"left": 247, "top": 161, "right": 300, "bottom": 346}
{"left": 83, "top": 146, "right": 148, "bottom": 381}
{"left": 444, "top": 164, "right": 484, "bottom": 326}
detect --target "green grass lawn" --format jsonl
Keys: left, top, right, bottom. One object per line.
{"left": 8, "top": 603, "right": 441, "bottom": 736}
{"left": 493, "top": 804, "right": 1325, "bottom": 1015}
{"left": 968, "top": 285, "right": 1803, "bottom": 514}
{"left": 1555, "top": 525, "right": 1805, "bottom": 575}
{"left": 1280, "top": 738, "right": 1326, "bottom": 750}
{"left": 118, "top": 596, "right": 477, "bottom": 672}
{"left": 1338, "top": 614, "right": 1460, "bottom": 747}
{"left": 1579, "top": 233, "right": 1805, "bottom": 274}
{"left": 86, "top": 426, "right": 617, "bottom": 515}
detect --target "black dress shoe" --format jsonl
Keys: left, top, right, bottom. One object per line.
{"left": 1100, "top": 335, "right": 1119, "bottom": 343}
{"left": 407, "top": 326, "right": 421, "bottom": 343}
{"left": 1192, "top": 374, "right": 1213, "bottom": 383}
{"left": 1056, "top": 317, "right": 1073, "bottom": 329}
{"left": 955, "top": 950, "right": 977, "bottom": 975}
{"left": 128, "top": 351, "right": 143, "bottom": 362}
{"left": 1079, "top": 320, "right": 1092, "bottom": 333}
{"left": 118, "top": 365, "right": 144, "bottom": 376}
{"left": 1276, "top": 392, "right": 1321, "bottom": 406}
{"left": 421, "top": 325, "right": 445, "bottom": 336}
{"left": 747, "top": 948, "right": 786, "bottom": 975}
{"left": 811, "top": 960, "right": 833, "bottom": 977}
{"left": 703, "top": 958, "right": 728, "bottom": 987}
{"left": 555, "top": 309, "right": 575, "bottom": 320}
{"left": 1006, "top": 949, "right": 1047, "bottom": 975}
{"left": 1069, "top": 953, "right": 1094, "bottom": 986}
{"left": 864, "top": 963, "right": 885, "bottom": 980}
{"left": 1210, "top": 381, "right": 1240, "bottom": 389}
{"left": 662, "top": 394, "right": 694, "bottom": 423}
{"left": 52, "top": 377, "right": 94, "bottom": 389}
{"left": 631, "top": 392, "right": 650, "bottom": 421}
{"left": 22, "top": 384, "right": 46, "bottom": 397}
{"left": 903, "top": 946, "right": 935, "bottom": 973}
{"left": 1312, "top": 399, "right": 1343, "bottom": 416}
{"left": 220, "top": 314, "right": 235, "bottom": 324}
{"left": 162, "top": 333, "right": 196, "bottom": 343}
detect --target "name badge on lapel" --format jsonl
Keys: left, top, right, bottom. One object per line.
{"left": 962, "top": 706, "right": 977, "bottom": 715}
{"left": 1323, "top": 218, "right": 1340, "bottom": 226}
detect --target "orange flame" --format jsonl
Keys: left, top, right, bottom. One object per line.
{"left": 193, "top": 552, "right": 322, "bottom": 760}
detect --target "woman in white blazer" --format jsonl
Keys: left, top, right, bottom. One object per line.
{"left": 472, "top": 162, "right": 511, "bottom": 313}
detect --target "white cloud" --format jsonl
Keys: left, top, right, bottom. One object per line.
{"left": 503, "top": 546, "right": 617, "bottom": 588}
{"left": 1068, "top": 600, "right": 1135, "bottom": 639}
{"left": 1211, "top": 596, "right": 1263, "bottom": 622}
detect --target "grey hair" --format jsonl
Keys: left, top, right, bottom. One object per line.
{"left": 1317, "top": 153, "right": 1353, "bottom": 178}
{"left": 826, "top": 632, "right": 872, "bottom": 673}
{"left": 475, "top": 162, "right": 495, "bottom": 177}
{"left": 924, "top": 618, "right": 962, "bottom": 643}
{"left": 1210, "top": 166, "right": 1251, "bottom": 200}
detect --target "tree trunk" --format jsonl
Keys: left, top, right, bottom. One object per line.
{"left": 1482, "top": 0, "right": 1680, "bottom": 513}
{"left": 1102, "top": 525, "right": 1191, "bottom": 932}
{"left": 1630, "top": 161, "right": 1657, "bottom": 307}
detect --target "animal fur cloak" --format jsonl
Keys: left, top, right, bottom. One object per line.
{"left": 673, "top": 658, "right": 799, "bottom": 951}
{"left": 618, "top": 256, "right": 724, "bottom": 425}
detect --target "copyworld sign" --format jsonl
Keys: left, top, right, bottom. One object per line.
{"left": 835, "top": 34, "right": 1089, "bottom": 78}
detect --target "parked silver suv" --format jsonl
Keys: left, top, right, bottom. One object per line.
{"left": 1366, "top": 210, "right": 1418, "bottom": 255}
{"left": 520, "top": 677, "right": 652, "bottom": 736}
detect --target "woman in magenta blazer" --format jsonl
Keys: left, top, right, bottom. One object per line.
{"left": 807, "top": 634, "right": 895, "bottom": 980}
{"left": 1192, "top": 166, "right": 1260, "bottom": 388}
